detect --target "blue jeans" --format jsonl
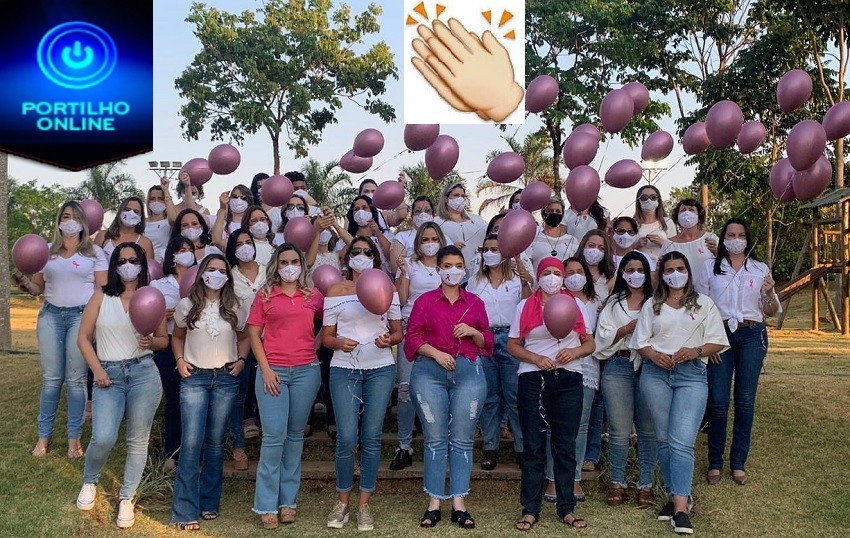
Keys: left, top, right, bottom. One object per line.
{"left": 518, "top": 369, "right": 583, "bottom": 520}
{"left": 253, "top": 363, "right": 321, "bottom": 513}
{"left": 479, "top": 328, "right": 523, "bottom": 452}
{"left": 36, "top": 303, "right": 87, "bottom": 440}
{"left": 330, "top": 365, "right": 395, "bottom": 493}
{"left": 640, "top": 360, "right": 708, "bottom": 498}
{"left": 584, "top": 391, "right": 604, "bottom": 465}
{"left": 153, "top": 343, "right": 182, "bottom": 460}
{"left": 82, "top": 356, "right": 162, "bottom": 499}
{"left": 707, "top": 324, "right": 767, "bottom": 472}
{"left": 396, "top": 325, "right": 415, "bottom": 452}
{"left": 227, "top": 354, "right": 252, "bottom": 450}
{"left": 171, "top": 367, "right": 239, "bottom": 524}
{"left": 411, "top": 356, "right": 487, "bottom": 499}
{"left": 601, "top": 354, "right": 657, "bottom": 489}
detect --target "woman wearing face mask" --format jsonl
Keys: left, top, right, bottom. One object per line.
{"left": 390, "top": 223, "right": 447, "bottom": 471}
{"left": 95, "top": 196, "right": 155, "bottom": 260}
{"left": 507, "top": 258, "right": 594, "bottom": 531}
{"left": 467, "top": 234, "right": 532, "bottom": 471}
{"left": 171, "top": 208, "right": 222, "bottom": 263}
{"left": 306, "top": 207, "right": 353, "bottom": 272}
{"left": 473, "top": 214, "right": 535, "bottom": 283}
{"left": 661, "top": 199, "right": 719, "bottom": 275}
{"left": 563, "top": 200, "right": 609, "bottom": 240}
{"left": 322, "top": 237, "right": 403, "bottom": 531}
{"left": 434, "top": 183, "right": 487, "bottom": 272}
{"left": 506, "top": 189, "right": 523, "bottom": 212}
{"left": 357, "top": 178, "right": 409, "bottom": 228}
{"left": 695, "top": 218, "right": 779, "bottom": 487}
{"left": 345, "top": 195, "right": 394, "bottom": 275}
{"left": 240, "top": 206, "right": 276, "bottom": 266}
{"left": 530, "top": 198, "right": 579, "bottom": 274}
{"left": 170, "top": 254, "right": 250, "bottom": 530}
{"left": 150, "top": 237, "right": 197, "bottom": 472}
{"left": 174, "top": 172, "right": 211, "bottom": 221}
{"left": 274, "top": 194, "right": 311, "bottom": 245}
{"left": 405, "top": 246, "right": 493, "bottom": 529}
{"left": 390, "top": 196, "right": 435, "bottom": 274}
{"left": 633, "top": 185, "right": 675, "bottom": 260}
{"left": 247, "top": 244, "right": 324, "bottom": 528}
{"left": 75, "top": 244, "right": 168, "bottom": 528}
{"left": 611, "top": 216, "right": 656, "bottom": 282}
{"left": 594, "top": 251, "right": 657, "bottom": 509}
{"left": 632, "top": 252, "right": 728, "bottom": 535}
{"left": 145, "top": 180, "right": 176, "bottom": 262}
{"left": 250, "top": 173, "right": 282, "bottom": 233}
{"left": 211, "top": 185, "right": 254, "bottom": 250}
{"left": 16, "top": 202, "right": 108, "bottom": 459}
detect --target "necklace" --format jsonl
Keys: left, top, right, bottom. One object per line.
{"left": 543, "top": 230, "right": 560, "bottom": 257}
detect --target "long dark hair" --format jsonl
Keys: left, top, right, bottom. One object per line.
{"left": 587, "top": 200, "right": 608, "bottom": 230}
{"left": 184, "top": 254, "right": 239, "bottom": 331}
{"left": 714, "top": 218, "right": 759, "bottom": 275}
{"left": 170, "top": 208, "right": 212, "bottom": 245}
{"left": 654, "top": 251, "right": 700, "bottom": 314}
{"left": 162, "top": 237, "right": 196, "bottom": 276}
{"left": 608, "top": 251, "right": 652, "bottom": 311}
{"left": 564, "top": 256, "right": 598, "bottom": 302}
{"left": 240, "top": 205, "right": 275, "bottom": 244}
{"left": 508, "top": 189, "right": 523, "bottom": 209}
{"left": 343, "top": 235, "right": 381, "bottom": 279}
{"left": 577, "top": 229, "right": 614, "bottom": 280}
{"left": 486, "top": 213, "right": 504, "bottom": 235}
{"left": 346, "top": 195, "right": 385, "bottom": 237}
{"left": 147, "top": 185, "right": 166, "bottom": 218}
{"left": 225, "top": 228, "right": 254, "bottom": 268}
{"left": 277, "top": 194, "right": 310, "bottom": 233}
{"left": 224, "top": 184, "right": 253, "bottom": 232}
{"left": 249, "top": 172, "right": 270, "bottom": 204}
{"left": 105, "top": 196, "right": 146, "bottom": 240}
{"left": 103, "top": 242, "right": 150, "bottom": 296}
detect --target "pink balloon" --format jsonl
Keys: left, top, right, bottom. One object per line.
{"left": 147, "top": 258, "right": 164, "bottom": 281}
{"left": 641, "top": 130, "right": 674, "bottom": 161}
{"left": 498, "top": 209, "right": 537, "bottom": 258}
{"left": 12, "top": 234, "right": 49, "bottom": 274}
{"left": 425, "top": 135, "right": 459, "bottom": 180}
{"left": 777, "top": 69, "right": 813, "bottom": 113}
{"left": 79, "top": 199, "right": 104, "bottom": 233}
{"left": 179, "top": 266, "right": 199, "bottom": 299}
{"left": 543, "top": 294, "right": 579, "bottom": 339}
{"left": 564, "top": 165, "right": 601, "bottom": 212}
{"left": 519, "top": 181, "right": 552, "bottom": 211}
{"left": 682, "top": 122, "right": 711, "bottom": 155}
{"left": 737, "top": 121, "right": 768, "bottom": 154}
{"left": 283, "top": 216, "right": 314, "bottom": 252}
{"left": 487, "top": 151, "right": 526, "bottom": 183}
{"left": 356, "top": 268, "right": 395, "bottom": 315}
{"left": 311, "top": 264, "right": 344, "bottom": 295}
{"left": 353, "top": 128, "right": 384, "bottom": 158}
{"left": 129, "top": 286, "right": 166, "bottom": 336}
{"left": 372, "top": 181, "right": 405, "bottom": 210}
{"left": 207, "top": 144, "right": 241, "bottom": 175}
{"left": 705, "top": 100, "right": 744, "bottom": 149}
{"left": 599, "top": 89, "right": 634, "bottom": 133}
{"left": 404, "top": 124, "right": 440, "bottom": 151}
{"left": 562, "top": 132, "right": 599, "bottom": 169}
{"left": 573, "top": 123, "right": 601, "bottom": 142}
{"left": 339, "top": 150, "right": 373, "bottom": 174}
{"left": 623, "top": 81, "right": 650, "bottom": 115}
{"left": 769, "top": 158, "right": 797, "bottom": 202}
{"left": 787, "top": 120, "right": 827, "bottom": 171}
{"left": 792, "top": 156, "right": 832, "bottom": 201}
{"left": 260, "top": 175, "right": 294, "bottom": 207}
{"left": 525, "top": 75, "right": 559, "bottom": 113}
{"left": 604, "top": 159, "right": 643, "bottom": 189}
{"left": 181, "top": 158, "right": 213, "bottom": 186}
{"left": 823, "top": 101, "right": 850, "bottom": 140}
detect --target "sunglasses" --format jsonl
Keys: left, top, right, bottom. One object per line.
{"left": 615, "top": 229, "right": 637, "bottom": 235}
{"left": 350, "top": 248, "right": 374, "bottom": 258}
{"left": 231, "top": 194, "right": 249, "bottom": 201}
{"left": 639, "top": 194, "right": 659, "bottom": 202}
{"left": 285, "top": 204, "right": 306, "bottom": 211}
{"left": 117, "top": 258, "right": 140, "bottom": 265}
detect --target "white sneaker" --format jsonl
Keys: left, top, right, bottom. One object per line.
{"left": 116, "top": 499, "right": 135, "bottom": 529}
{"left": 76, "top": 483, "right": 97, "bottom": 511}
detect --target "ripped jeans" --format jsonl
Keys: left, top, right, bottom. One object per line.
{"left": 410, "top": 355, "right": 487, "bottom": 499}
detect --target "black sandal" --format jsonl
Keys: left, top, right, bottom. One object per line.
{"left": 480, "top": 450, "right": 498, "bottom": 470}
{"left": 420, "top": 508, "right": 441, "bottom": 527}
{"left": 200, "top": 512, "right": 218, "bottom": 520}
{"left": 451, "top": 510, "right": 475, "bottom": 529}
{"left": 515, "top": 514, "right": 538, "bottom": 531}
{"left": 173, "top": 521, "right": 200, "bottom": 531}
{"left": 562, "top": 513, "right": 587, "bottom": 528}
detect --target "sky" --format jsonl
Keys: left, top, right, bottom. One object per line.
{"left": 9, "top": 0, "right": 699, "bottom": 221}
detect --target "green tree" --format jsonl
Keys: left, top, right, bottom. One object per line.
{"left": 476, "top": 131, "right": 554, "bottom": 213}
{"left": 8, "top": 179, "right": 69, "bottom": 246}
{"left": 67, "top": 161, "right": 142, "bottom": 211}
{"left": 175, "top": 0, "right": 397, "bottom": 174}
{"left": 299, "top": 159, "right": 357, "bottom": 218}
{"left": 399, "top": 162, "right": 458, "bottom": 210}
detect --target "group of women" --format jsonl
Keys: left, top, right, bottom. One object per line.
{"left": 16, "top": 173, "right": 778, "bottom": 535}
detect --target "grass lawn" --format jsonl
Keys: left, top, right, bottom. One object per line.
{"left": 1, "top": 293, "right": 849, "bottom": 537}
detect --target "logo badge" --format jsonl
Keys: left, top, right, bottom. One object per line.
{"left": 37, "top": 21, "right": 118, "bottom": 90}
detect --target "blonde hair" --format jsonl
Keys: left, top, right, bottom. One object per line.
{"left": 259, "top": 243, "right": 313, "bottom": 301}
{"left": 50, "top": 201, "right": 96, "bottom": 258}
{"left": 436, "top": 182, "right": 469, "bottom": 221}
{"left": 411, "top": 222, "right": 447, "bottom": 263}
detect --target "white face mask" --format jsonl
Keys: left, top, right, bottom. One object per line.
{"left": 229, "top": 198, "right": 249, "bottom": 214}
{"left": 117, "top": 262, "right": 141, "bottom": 282}
{"left": 353, "top": 209, "right": 373, "bottom": 227}
{"left": 624, "top": 272, "right": 646, "bottom": 289}
{"left": 420, "top": 242, "right": 440, "bottom": 257}
{"left": 439, "top": 267, "right": 465, "bottom": 286}
{"left": 202, "top": 270, "right": 229, "bottom": 290}
{"left": 539, "top": 274, "right": 563, "bottom": 295}
{"left": 724, "top": 238, "right": 747, "bottom": 255}
{"left": 678, "top": 211, "right": 699, "bottom": 229}
{"left": 120, "top": 210, "right": 142, "bottom": 227}
{"left": 174, "top": 251, "right": 195, "bottom": 267}
{"left": 235, "top": 244, "right": 255, "bottom": 263}
{"left": 614, "top": 232, "right": 637, "bottom": 249}
{"left": 182, "top": 227, "right": 202, "bottom": 242}
{"left": 148, "top": 201, "right": 166, "bottom": 215}
{"left": 249, "top": 221, "right": 269, "bottom": 238}
{"left": 583, "top": 247, "right": 605, "bottom": 266}
{"left": 349, "top": 254, "right": 374, "bottom": 273}
{"left": 412, "top": 212, "right": 433, "bottom": 229}
{"left": 482, "top": 251, "right": 502, "bottom": 267}
{"left": 447, "top": 197, "right": 467, "bottom": 212}
{"left": 511, "top": 201, "right": 521, "bottom": 210}
{"left": 663, "top": 270, "right": 689, "bottom": 289}
{"left": 319, "top": 230, "right": 332, "bottom": 245}
{"left": 285, "top": 208, "right": 304, "bottom": 219}
{"left": 293, "top": 189, "right": 309, "bottom": 200}
{"left": 640, "top": 199, "right": 659, "bottom": 212}
{"left": 59, "top": 219, "right": 83, "bottom": 237}
{"left": 564, "top": 273, "right": 587, "bottom": 292}
{"left": 278, "top": 264, "right": 302, "bottom": 283}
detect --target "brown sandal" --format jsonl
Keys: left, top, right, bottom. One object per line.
{"left": 636, "top": 488, "right": 654, "bottom": 509}
{"left": 174, "top": 522, "right": 200, "bottom": 531}
{"left": 232, "top": 449, "right": 249, "bottom": 471}
{"left": 606, "top": 485, "right": 628, "bottom": 506}
{"left": 279, "top": 507, "right": 296, "bottom": 524}
{"left": 260, "top": 514, "right": 278, "bottom": 530}
{"left": 515, "top": 514, "right": 538, "bottom": 531}
{"left": 562, "top": 513, "right": 587, "bottom": 528}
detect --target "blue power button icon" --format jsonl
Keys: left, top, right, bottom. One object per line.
{"left": 37, "top": 21, "right": 117, "bottom": 90}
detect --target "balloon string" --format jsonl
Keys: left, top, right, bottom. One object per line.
{"left": 597, "top": 138, "right": 612, "bottom": 169}
{"left": 365, "top": 149, "right": 407, "bottom": 176}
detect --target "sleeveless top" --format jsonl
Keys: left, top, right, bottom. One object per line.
{"left": 102, "top": 234, "right": 142, "bottom": 257}
{"left": 96, "top": 295, "right": 148, "bottom": 361}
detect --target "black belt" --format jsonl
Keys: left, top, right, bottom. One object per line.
{"left": 723, "top": 319, "right": 759, "bottom": 330}
{"left": 614, "top": 350, "right": 632, "bottom": 358}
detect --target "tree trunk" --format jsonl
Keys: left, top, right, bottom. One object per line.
{"left": 0, "top": 152, "right": 11, "bottom": 349}
{"left": 547, "top": 119, "right": 563, "bottom": 194}
{"left": 272, "top": 133, "right": 281, "bottom": 175}
{"left": 766, "top": 206, "right": 774, "bottom": 269}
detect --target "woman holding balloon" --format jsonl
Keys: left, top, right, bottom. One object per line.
{"left": 274, "top": 193, "right": 311, "bottom": 245}
{"left": 75, "top": 243, "right": 168, "bottom": 528}
{"left": 434, "top": 183, "right": 487, "bottom": 273}
{"left": 171, "top": 208, "right": 222, "bottom": 264}
{"left": 529, "top": 198, "right": 579, "bottom": 274}
{"left": 211, "top": 185, "right": 254, "bottom": 250}
{"left": 344, "top": 195, "right": 394, "bottom": 274}
{"left": 94, "top": 196, "right": 155, "bottom": 260}
{"left": 174, "top": 172, "right": 211, "bottom": 221}
{"left": 249, "top": 172, "right": 282, "bottom": 233}
{"left": 562, "top": 200, "right": 609, "bottom": 241}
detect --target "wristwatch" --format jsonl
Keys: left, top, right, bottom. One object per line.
{"left": 695, "top": 346, "right": 704, "bottom": 357}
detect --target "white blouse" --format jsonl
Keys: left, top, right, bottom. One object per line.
{"left": 323, "top": 293, "right": 402, "bottom": 370}
{"left": 466, "top": 273, "right": 524, "bottom": 328}
{"left": 41, "top": 246, "right": 108, "bottom": 307}
{"left": 629, "top": 294, "right": 730, "bottom": 363}
{"left": 435, "top": 215, "right": 488, "bottom": 268}
{"left": 660, "top": 232, "right": 719, "bottom": 277}
{"left": 174, "top": 297, "right": 241, "bottom": 369}
{"left": 695, "top": 257, "right": 780, "bottom": 332}
{"left": 562, "top": 207, "right": 608, "bottom": 240}
{"left": 576, "top": 296, "right": 602, "bottom": 390}
{"left": 145, "top": 219, "right": 171, "bottom": 262}
{"left": 96, "top": 295, "right": 147, "bottom": 361}
{"left": 509, "top": 298, "right": 583, "bottom": 375}
{"left": 529, "top": 230, "right": 579, "bottom": 273}
{"left": 232, "top": 263, "right": 267, "bottom": 329}
{"left": 253, "top": 239, "right": 275, "bottom": 267}
{"left": 637, "top": 218, "right": 676, "bottom": 260}
{"left": 151, "top": 274, "right": 181, "bottom": 334}
{"left": 593, "top": 296, "right": 642, "bottom": 368}
{"left": 398, "top": 259, "right": 442, "bottom": 319}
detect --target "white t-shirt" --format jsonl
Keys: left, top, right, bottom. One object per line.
{"left": 466, "top": 273, "right": 524, "bottom": 328}
{"left": 392, "top": 229, "right": 417, "bottom": 259}
{"left": 232, "top": 263, "right": 267, "bottom": 329}
{"left": 174, "top": 297, "right": 241, "bottom": 369}
{"left": 434, "top": 215, "right": 488, "bottom": 268}
{"left": 562, "top": 207, "right": 608, "bottom": 240}
{"left": 96, "top": 295, "right": 147, "bottom": 361}
{"left": 637, "top": 218, "right": 676, "bottom": 260}
{"left": 253, "top": 238, "right": 275, "bottom": 267}
{"left": 398, "top": 259, "right": 441, "bottom": 319}
{"left": 576, "top": 296, "right": 601, "bottom": 390}
{"left": 41, "top": 246, "right": 108, "bottom": 307}
{"left": 695, "top": 257, "right": 780, "bottom": 331}
{"left": 323, "top": 293, "right": 402, "bottom": 370}
{"left": 266, "top": 207, "right": 282, "bottom": 236}
{"left": 509, "top": 298, "right": 583, "bottom": 375}
{"left": 151, "top": 274, "right": 181, "bottom": 334}
{"left": 660, "top": 232, "right": 719, "bottom": 278}
{"left": 593, "top": 296, "right": 642, "bottom": 365}
{"left": 145, "top": 219, "right": 171, "bottom": 262}
{"left": 196, "top": 244, "right": 223, "bottom": 263}
{"left": 529, "top": 230, "right": 579, "bottom": 273}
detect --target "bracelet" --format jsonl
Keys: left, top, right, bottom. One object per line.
{"left": 236, "top": 356, "right": 246, "bottom": 363}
